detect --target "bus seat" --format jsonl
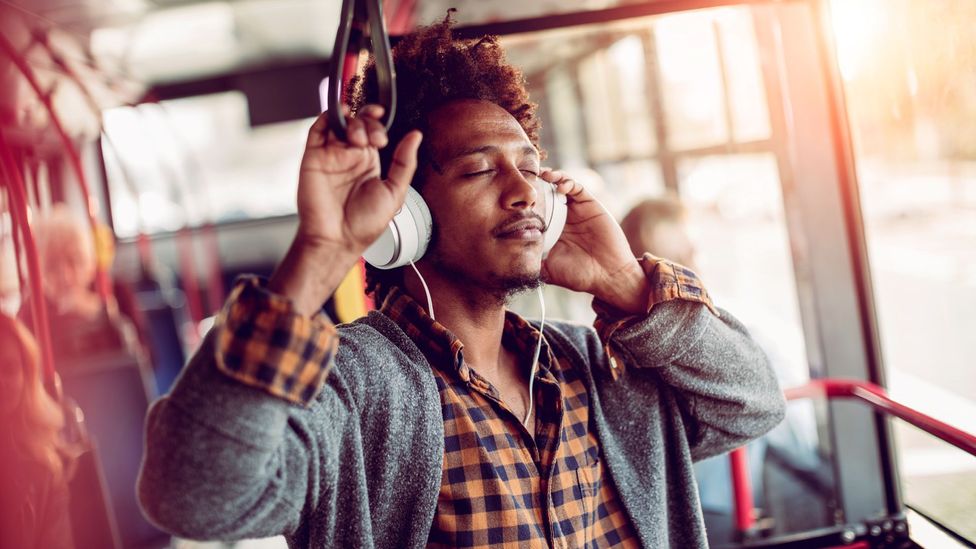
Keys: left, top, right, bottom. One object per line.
{"left": 67, "top": 439, "right": 123, "bottom": 549}
{"left": 135, "top": 287, "right": 187, "bottom": 394}
{"left": 59, "top": 351, "right": 169, "bottom": 549}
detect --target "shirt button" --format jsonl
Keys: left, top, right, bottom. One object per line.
{"left": 609, "top": 356, "right": 619, "bottom": 369}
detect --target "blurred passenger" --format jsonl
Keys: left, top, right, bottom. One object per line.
{"left": 619, "top": 196, "right": 697, "bottom": 267}
{"left": 0, "top": 315, "right": 75, "bottom": 548}
{"left": 621, "top": 197, "right": 822, "bottom": 541}
{"left": 25, "top": 204, "right": 144, "bottom": 365}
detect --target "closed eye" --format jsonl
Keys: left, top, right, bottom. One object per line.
{"left": 521, "top": 169, "right": 539, "bottom": 178}
{"left": 463, "top": 169, "right": 495, "bottom": 178}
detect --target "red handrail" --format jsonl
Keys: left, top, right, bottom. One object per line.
{"left": 730, "top": 378, "right": 976, "bottom": 538}
{"left": 0, "top": 130, "right": 56, "bottom": 383}
{"left": 785, "top": 379, "right": 976, "bottom": 456}
{"left": 0, "top": 32, "right": 112, "bottom": 300}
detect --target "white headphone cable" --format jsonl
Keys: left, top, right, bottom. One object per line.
{"left": 409, "top": 261, "right": 435, "bottom": 321}
{"left": 409, "top": 258, "right": 541, "bottom": 426}
{"left": 523, "top": 285, "right": 546, "bottom": 427}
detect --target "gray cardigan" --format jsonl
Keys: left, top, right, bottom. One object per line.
{"left": 138, "top": 299, "right": 785, "bottom": 548}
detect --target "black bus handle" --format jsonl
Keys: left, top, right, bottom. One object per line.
{"left": 327, "top": 0, "right": 397, "bottom": 142}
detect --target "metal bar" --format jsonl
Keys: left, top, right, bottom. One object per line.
{"left": 452, "top": 0, "right": 799, "bottom": 40}
{"left": 785, "top": 379, "right": 976, "bottom": 457}
{"left": 0, "top": 129, "right": 57, "bottom": 386}
{"left": 753, "top": 1, "right": 888, "bottom": 525}
{"left": 0, "top": 30, "right": 112, "bottom": 301}
{"left": 806, "top": 0, "right": 902, "bottom": 516}
{"left": 712, "top": 19, "right": 738, "bottom": 145}
{"left": 175, "top": 227, "right": 203, "bottom": 343}
{"left": 3, "top": 184, "right": 29, "bottom": 309}
{"left": 202, "top": 223, "right": 225, "bottom": 315}
{"left": 729, "top": 447, "right": 756, "bottom": 532}
{"left": 730, "top": 379, "right": 974, "bottom": 543}
{"left": 147, "top": 102, "right": 226, "bottom": 318}
{"left": 640, "top": 28, "right": 679, "bottom": 193}
{"left": 387, "top": 0, "right": 416, "bottom": 34}
{"left": 94, "top": 137, "right": 115, "bottom": 235}
{"left": 0, "top": 1, "right": 141, "bottom": 89}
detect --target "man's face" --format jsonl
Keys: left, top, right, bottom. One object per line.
{"left": 418, "top": 99, "right": 548, "bottom": 299}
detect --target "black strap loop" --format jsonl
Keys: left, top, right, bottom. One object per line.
{"left": 327, "top": 0, "right": 397, "bottom": 141}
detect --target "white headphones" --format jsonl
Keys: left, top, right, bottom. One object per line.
{"left": 363, "top": 183, "right": 568, "bottom": 270}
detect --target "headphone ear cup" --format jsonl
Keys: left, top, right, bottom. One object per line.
{"left": 402, "top": 186, "right": 432, "bottom": 263}
{"left": 542, "top": 184, "right": 567, "bottom": 256}
{"left": 362, "top": 187, "right": 432, "bottom": 270}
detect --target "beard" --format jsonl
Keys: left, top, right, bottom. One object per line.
{"left": 434, "top": 253, "right": 542, "bottom": 304}
{"left": 425, "top": 226, "right": 543, "bottom": 305}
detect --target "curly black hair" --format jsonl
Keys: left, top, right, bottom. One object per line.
{"left": 346, "top": 11, "right": 542, "bottom": 303}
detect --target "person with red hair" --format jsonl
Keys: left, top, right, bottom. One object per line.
{"left": 0, "top": 314, "right": 76, "bottom": 548}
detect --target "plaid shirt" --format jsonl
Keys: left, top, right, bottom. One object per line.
{"left": 215, "top": 254, "right": 715, "bottom": 548}
{"left": 379, "top": 285, "right": 638, "bottom": 548}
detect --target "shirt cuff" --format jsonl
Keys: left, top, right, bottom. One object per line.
{"left": 214, "top": 276, "right": 338, "bottom": 406}
{"left": 593, "top": 254, "right": 717, "bottom": 379}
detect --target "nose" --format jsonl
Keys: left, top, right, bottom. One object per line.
{"left": 500, "top": 167, "right": 538, "bottom": 211}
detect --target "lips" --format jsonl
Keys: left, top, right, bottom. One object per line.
{"left": 494, "top": 217, "right": 545, "bottom": 239}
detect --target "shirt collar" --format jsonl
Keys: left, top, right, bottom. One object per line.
{"left": 379, "top": 285, "right": 463, "bottom": 373}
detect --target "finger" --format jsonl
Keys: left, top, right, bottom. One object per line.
{"left": 307, "top": 105, "right": 352, "bottom": 146}
{"left": 539, "top": 168, "right": 561, "bottom": 183}
{"left": 386, "top": 130, "right": 423, "bottom": 191}
{"left": 306, "top": 110, "right": 332, "bottom": 148}
{"left": 546, "top": 170, "right": 567, "bottom": 183}
{"left": 345, "top": 116, "right": 369, "bottom": 147}
{"left": 362, "top": 116, "right": 389, "bottom": 148}
{"left": 359, "top": 104, "right": 385, "bottom": 120}
{"left": 555, "top": 177, "right": 586, "bottom": 200}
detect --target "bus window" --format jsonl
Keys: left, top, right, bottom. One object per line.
{"left": 502, "top": 7, "right": 834, "bottom": 543}
{"left": 831, "top": 0, "right": 976, "bottom": 539}
{"left": 102, "top": 92, "right": 309, "bottom": 238}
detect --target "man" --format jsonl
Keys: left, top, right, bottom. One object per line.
{"left": 138, "top": 17, "right": 785, "bottom": 548}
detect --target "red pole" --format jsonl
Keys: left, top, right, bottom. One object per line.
{"left": 176, "top": 227, "right": 204, "bottom": 328}
{"left": 0, "top": 32, "right": 112, "bottom": 301}
{"left": 202, "top": 223, "right": 225, "bottom": 314}
{"left": 729, "top": 447, "right": 755, "bottom": 533}
{"left": 0, "top": 130, "right": 56, "bottom": 384}
{"left": 387, "top": 0, "right": 417, "bottom": 34}
{"left": 136, "top": 233, "right": 156, "bottom": 273}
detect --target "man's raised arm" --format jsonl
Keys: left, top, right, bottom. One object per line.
{"left": 137, "top": 106, "right": 422, "bottom": 539}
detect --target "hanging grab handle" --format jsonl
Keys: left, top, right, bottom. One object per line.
{"left": 327, "top": 0, "right": 397, "bottom": 141}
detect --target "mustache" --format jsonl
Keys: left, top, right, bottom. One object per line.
{"left": 492, "top": 212, "right": 548, "bottom": 236}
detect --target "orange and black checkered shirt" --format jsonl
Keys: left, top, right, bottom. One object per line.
{"left": 378, "top": 285, "right": 639, "bottom": 548}
{"left": 215, "top": 254, "right": 715, "bottom": 548}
